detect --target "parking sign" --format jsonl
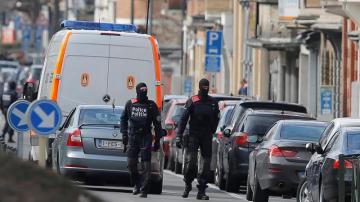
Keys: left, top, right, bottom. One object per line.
{"left": 205, "top": 31, "right": 223, "bottom": 55}
{"left": 205, "top": 31, "right": 223, "bottom": 73}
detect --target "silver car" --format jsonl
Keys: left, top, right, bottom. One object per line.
{"left": 52, "top": 105, "right": 164, "bottom": 194}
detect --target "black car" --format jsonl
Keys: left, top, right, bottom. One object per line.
{"left": 217, "top": 109, "right": 313, "bottom": 192}
{"left": 247, "top": 120, "right": 327, "bottom": 202}
{"left": 297, "top": 118, "right": 360, "bottom": 202}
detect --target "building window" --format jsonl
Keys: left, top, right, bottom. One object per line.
{"left": 305, "top": 0, "right": 321, "bottom": 8}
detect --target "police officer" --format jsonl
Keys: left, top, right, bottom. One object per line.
{"left": 176, "top": 78, "right": 220, "bottom": 200}
{"left": 121, "top": 82, "right": 163, "bottom": 198}
{"left": 1, "top": 81, "right": 18, "bottom": 143}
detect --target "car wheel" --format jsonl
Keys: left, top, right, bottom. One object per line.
{"left": 175, "top": 150, "right": 182, "bottom": 174}
{"left": 216, "top": 163, "right": 226, "bottom": 190}
{"left": 150, "top": 179, "right": 163, "bottom": 194}
{"left": 297, "top": 178, "right": 310, "bottom": 202}
{"left": 253, "top": 173, "right": 268, "bottom": 202}
{"left": 246, "top": 175, "right": 253, "bottom": 201}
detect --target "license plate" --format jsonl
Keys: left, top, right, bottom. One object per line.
{"left": 96, "top": 139, "right": 123, "bottom": 150}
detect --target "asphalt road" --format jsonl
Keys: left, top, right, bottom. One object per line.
{"left": 87, "top": 171, "right": 296, "bottom": 202}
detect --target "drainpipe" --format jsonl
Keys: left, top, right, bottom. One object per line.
{"left": 342, "top": 17, "right": 349, "bottom": 116}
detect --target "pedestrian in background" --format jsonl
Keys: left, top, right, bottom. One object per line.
{"left": 238, "top": 79, "right": 248, "bottom": 96}
{"left": 120, "top": 82, "right": 163, "bottom": 198}
{"left": 1, "top": 81, "right": 18, "bottom": 143}
{"left": 176, "top": 78, "right": 220, "bottom": 200}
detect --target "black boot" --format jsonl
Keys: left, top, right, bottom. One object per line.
{"left": 182, "top": 183, "right": 192, "bottom": 198}
{"left": 196, "top": 185, "right": 209, "bottom": 200}
{"left": 133, "top": 186, "right": 141, "bottom": 195}
{"left": 139, "top": 192, "right": 147, "bottom": 198}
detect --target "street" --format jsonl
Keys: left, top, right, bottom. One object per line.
{"left": 87, "top": 171, "right": 295, "bottom": 202}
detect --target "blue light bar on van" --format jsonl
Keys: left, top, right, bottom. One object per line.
{"left": 60, "top": 20, "right": 137, "bottom": 33}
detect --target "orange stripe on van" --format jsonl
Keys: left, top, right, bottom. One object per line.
{"left": 50, "top": 31, "right": 72, "bottom": 101}
{"left": 148, "top": 36, "right": 162, "bottom": 109}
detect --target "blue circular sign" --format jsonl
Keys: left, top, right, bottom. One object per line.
{"left": 7, "top": 100, "right": 30, "bottom": 132}
{"left": 26, "top": 99, "right": 62, "bottom": 136}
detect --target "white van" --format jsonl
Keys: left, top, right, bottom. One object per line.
{"left": 30, "top": 21, "right": 163, "bottom": 177}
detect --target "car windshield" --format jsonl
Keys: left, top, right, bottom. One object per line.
{"left": 280, "top": 124, "right": 326, "bottom": 141}
{"left": 30, "top": 68, "right": 42, "bottom": 80}
{"left": 79, "top": 108, "right": 123, "bottom": 125}
{"left": 171, "top": 104, "right": 185, "bottom": 122}
{"left": 346, "top": 132, "right": 360, "bottom": 153}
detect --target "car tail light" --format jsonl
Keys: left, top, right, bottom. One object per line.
{"left": 269, "top": 146, "right": 297, "bottom": 157}
{"left": 216, "top": 131, "right": 223, "bottom": 140}
{"left": 234, "top": 133, "right": 248, "bottom": 146}
{"left": 67, "top": 128, "right": 82, "bottom": 147}
{"left": 333, "top": 159, "right": 353, "bottom": 169}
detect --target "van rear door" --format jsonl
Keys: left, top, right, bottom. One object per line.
{"left": 107, "top": 35, "right": 156, "bottom": 106}
{"left": 57, "top": 33, "right": 110, "bottom": 114}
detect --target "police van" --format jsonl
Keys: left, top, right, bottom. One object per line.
{"left": 29, "top": 21, "right": 164, "bottom": 190}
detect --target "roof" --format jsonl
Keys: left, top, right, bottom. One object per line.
{"left": 30, "top": 65, "right": 43, "bottom": 69}
{"left": 332, "top": 118, "right": 360, "bottom": 127}
{"left": 239, "top": 101, "right": 308, "bottom": 113}
{"left": 163, "top": 95, "right": 188, "bottom": 101}
{"left": 247, "top": 109, "right": 311, "bottom": 118}
{"left": 62, "top": 29, "right": 150, "bottom": 39}
{"left": 279, "top": 120, "right": 328, "bottom": 125}
{"left": 170, "top": 98, "right": 187, "bottom": 105}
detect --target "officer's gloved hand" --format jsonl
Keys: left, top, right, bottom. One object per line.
{"left": 153, "top": 140, "right": 160, "bottom": 152}
{"left": 175, "top": 136, "right": 183, "bottom": 149}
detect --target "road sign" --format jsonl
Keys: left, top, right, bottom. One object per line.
{"left": 205, "top": 31, "right": 223, "bottom": 56}
{"left": 26, "top": 99, "right": 62, "bottom": 136}
{"left": 7, "top": 100, "right": 31, "bottom": 132}
{"left": 205, "top": 31, "right": 222, "bottom": 73}
{"left": 205, "top": 55, "right": 221, "bottom": 72}
{"left": 320, "top": 87, "right": 333, "bottom": 115}
{"left": 183, "top": 78, "right": 192, "bottom": 95}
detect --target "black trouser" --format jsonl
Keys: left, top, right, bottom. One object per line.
{"left": 183, "top": 133, "right": 212, "bottom": 191}
{"left": 127, "top": 134, "right": 152, "bottom": 193}
{"left": 2, "top": 111, "right": 13, "bottom": 141}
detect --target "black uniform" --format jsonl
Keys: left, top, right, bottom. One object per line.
{"left": 1, "top": 81, "right": 18, "bottom": 142}
{"left": 120, "top": 83, "right": 163, "bottom": 198}
{"left": 177, "top": 78, "right": 220, "bottom": 200}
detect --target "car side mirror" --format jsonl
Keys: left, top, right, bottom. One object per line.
{"left": 305, "top": 143, "right": 315, "bottom": 154}
{"left": 223, "top": 129, "right": 232, "bottom": 138}
{"left": 306, "top": 143, "right": 323, "bottom": 154}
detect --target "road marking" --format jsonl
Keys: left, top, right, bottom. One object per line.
{"left": 13, "top": 108, "right": 27, "bottom": 126}
{"left": 34, "top": 107, "right": 55, "bottom": 128}
{"left": 164, "top": 170, "right": 246, "bottom": 200}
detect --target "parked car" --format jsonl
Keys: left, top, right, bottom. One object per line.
{"left": 246, "top": 120, "right": 327, "bottom": 202}
{"left": 297, "top": 118, "right": 360, "bottom": 202}
{"left": 52, "top": 105, "right": 164, "bottom": 194}
{"left": 212, "top": 101, "right": 238, "bottom": 183}
{"left": 171, "top": 95, "right": 247, "bottom": 174}
{"left": 214, "top": 101, "right": 308, "bottom": 190}
{"left": 217, "top": 109, "right": 313, "bottom": 192}
{"left": 163, "top": 98, "right": 187, "bottom": 169}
